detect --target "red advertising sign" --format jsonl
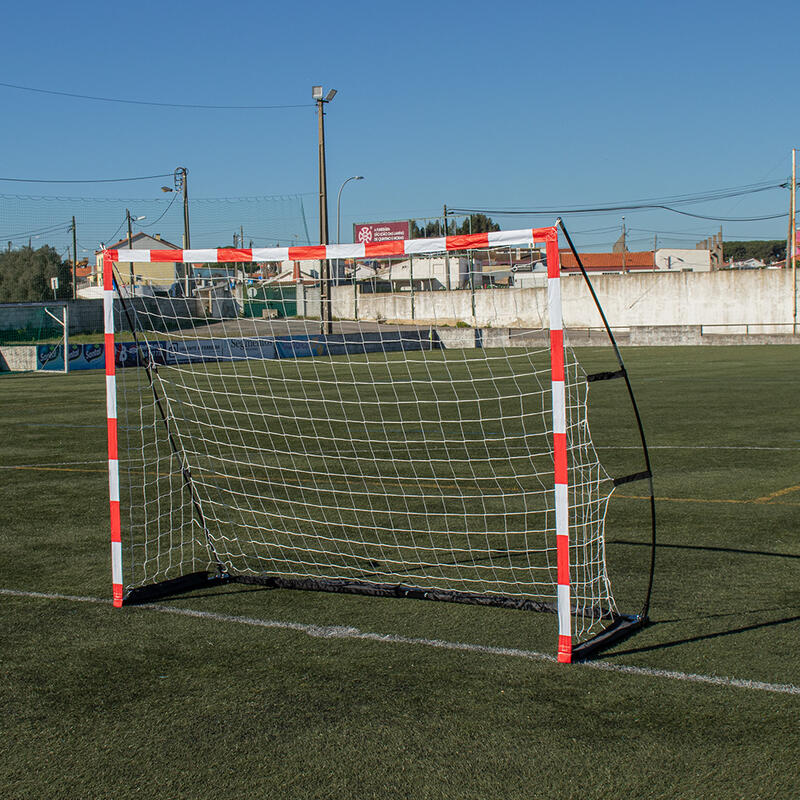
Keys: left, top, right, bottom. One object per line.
{"left": 353, "top": 221, "right": 410, "bottom": 244}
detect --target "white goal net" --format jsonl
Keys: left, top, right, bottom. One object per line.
{"left": 104, "top": 226, "right": 621, "bottom": 663}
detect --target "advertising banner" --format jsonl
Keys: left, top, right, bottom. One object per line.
{"left": 37, "top": 342, "right": 106, "bottom": 371}
{"left": 35, "top": 332, "right": 437, "bottom": 370}
{"left": 353, "top": 221, "right": 411, "bottom": 244}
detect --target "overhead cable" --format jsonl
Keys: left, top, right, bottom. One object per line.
{"left": 0, "top": 173, "right": 174, "bottom": 184}
{"left": 0, "top": 81, "right": 312, "bottom": 110}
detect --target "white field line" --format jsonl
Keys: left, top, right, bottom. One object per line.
{"left": 2, "top": 587, "right": 798, "bottom": 696}
{"left": 0, "top": 459, "right": 107, "bottom": 469}
{"left": 0, "top": 444, "right": 795, "bottom": 473}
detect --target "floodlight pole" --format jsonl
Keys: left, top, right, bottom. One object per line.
{"left": 314, "top": 86, "right": 337, "bottom": 334}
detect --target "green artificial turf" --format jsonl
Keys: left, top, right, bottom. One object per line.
{"left": 1, "top": 345, "right": 798, "bottom": 799}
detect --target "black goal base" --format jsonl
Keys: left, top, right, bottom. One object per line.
{"left": 571, "top": 614, "right": 649, "bottom": 662}
{"left": 121, "top": 570, "right": 644, "bottom": 662}
{"left": 122, "top": 571, "right": 233, "bottom": 605}
{"left": 122, "top": 569, "right": 561, "bottom": 613}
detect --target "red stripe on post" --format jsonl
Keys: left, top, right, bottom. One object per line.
{"left": 150, "top": 249, "right": 184, "bottom": 262}
{"left": 288, "top": 245, "right": 327, "bottom": 261}
{"left": 110, "top": 500, "right": 121, "bottom": 542}
{"left": 216, "top": 248, "right": 253, "bottom": 262}
{"left": 104, "top": 333, "right": 115, "bottom": 376}
{"left": 549, "top": 329, "right": 564, "bottom": 380}
{"left": 545, "top": 231, "right": 561, "bottom": 279}
{"left": 556, "top": 532, "right": 570, "bottom": 584}
{"left": 107, "top": 419, "right": 118, "bottom": 458}
{"left": 365, "top": 240, "right": 405, "bottom": 257}
{"left": 558, "top": 634, "right": 572, "bottom": 663}
{"left": 445, "top": 233, "right": 489, "bottom": 251}
{"left": 112, "top": 583, "right": 123, "bottom": 608}
{"left": 150, "top": 250, "right": 183, "bottom": 264}
{"left": 553, "top": 433, "right": 568, "bottom": 484}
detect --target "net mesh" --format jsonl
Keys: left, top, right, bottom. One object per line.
{"left": 114, "top": 236, "right": 617, "bottom": 644}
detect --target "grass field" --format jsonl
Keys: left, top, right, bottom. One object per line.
{"left": 1, "top": 345, "right": 798, "bottom": 799}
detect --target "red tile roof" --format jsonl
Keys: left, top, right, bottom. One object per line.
{"left": 559, "top": 250, "right": 655, "bottom": 271}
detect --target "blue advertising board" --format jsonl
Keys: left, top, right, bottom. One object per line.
{"left": 36, "top": 331, "right": 439, "bottom": 371}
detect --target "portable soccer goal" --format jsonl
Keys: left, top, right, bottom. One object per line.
{"left": 102, "top": 221, "right": 655, "bottom": 663}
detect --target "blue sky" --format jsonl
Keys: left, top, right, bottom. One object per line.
{"left": 1, "top": 0, "right": 797, "bottom": 254}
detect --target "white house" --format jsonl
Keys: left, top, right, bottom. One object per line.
{"left": 361, "top": 255, "right": 479, "bottom": 291}
{"left": 654, "top": 249, "right": 712, "bottom": 272}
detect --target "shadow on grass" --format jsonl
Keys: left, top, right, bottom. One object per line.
{"left": 603, "top": 614, "right": 800, "bottom": 658}
{"left": 151, "top": 585, "right": 276, "bottom": 603}
{"left": 610, "top": 538, "right": 800, "bottom": 560}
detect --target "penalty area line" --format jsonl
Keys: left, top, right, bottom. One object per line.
{"left": 1, "top": 587, "right": 798, "bottom": 697}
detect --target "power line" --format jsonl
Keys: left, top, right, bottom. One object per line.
{"left": 0, "top": 190, "right": 314, "bottom": 201}
{"left": 450, "top": 180, "right": 789, "bottom": 221}
{"left": 0, "top": 220, "right": 74, "bottom": 241}
{"left": 0, "top": 173, "right": 174, "bottom": 184}
{"left": 0, "top": 81, "right": 312, "bottom": 110}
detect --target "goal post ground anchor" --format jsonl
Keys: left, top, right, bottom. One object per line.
{"left": 122, "top": 571, "right": 232, "bottom": 606}
{"left": 570, "top": 614, "right": 650, "bottom": 662}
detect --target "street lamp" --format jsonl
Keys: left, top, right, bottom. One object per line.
{"left": 161, "top": 166, "right": 192, "bottom": 294}
{"left": 336, "top": 176, "right": 364, "bottom": 245}
{"left": 313, "top": 85, "right": 337, "bottom": 333}
{"left": 336, "top": 176, "right": 364, "bottom": 320}
{"left": 125, "top": 209, "right": 146, "bottom": 290}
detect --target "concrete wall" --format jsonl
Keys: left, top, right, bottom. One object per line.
{"left": 334, "top": 268, "right": 796, "bottom": 332}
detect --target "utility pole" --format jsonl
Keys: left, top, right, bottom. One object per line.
{"left": 443, "top": 204, "right": 451, "bottom": 290}
{"left": 162, "top": 167, "right": 191, "bottom": 294}
{"left": 126, "top": 209, "right": 134, "bottom": 288}
{"left": 178, "top": 167, "right": 191, "bottom": 296}
{"left": 71, "top": 216, "right": 77, "bottom": 299}
{"left": 622, "top": 217, "right": 627, "bottom": 273}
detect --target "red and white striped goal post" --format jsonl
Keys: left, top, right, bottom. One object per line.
{"left": 102, "top": 225, "right": 573, "bottom": 663}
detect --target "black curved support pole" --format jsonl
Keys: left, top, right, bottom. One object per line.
{"left": 556, "top": 218, "right": 657, "bottom": 622}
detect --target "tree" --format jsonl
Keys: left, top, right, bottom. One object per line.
{"left": 722, "top": 240, "right": 785, "bottom": 264}
{"left": 410, "top": 213, "right": 500, "bottom": 239}
{"left": 0, "top": 245, "right": 72, "bottom": 303}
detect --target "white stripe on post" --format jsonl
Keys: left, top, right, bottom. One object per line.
{"left": 106, "top": 375, "right": 117, "bottom": 420}
{"left": 557, "top": 583, "right": 571, "bottom": 634}
{"left": 250, "top": 247, "right": 290, "bottom": 262}
{"left": 103, "top": 290, "right": 114, "bottom": 333}
{"left": 328, "top": 243, "right": 366, "bottom": 259}
{"left": 115, "top": 249, "right": 152, "bottom": 262}
{"left": 404, "top": 237, "right": 447, "bottom": 255}
{"left": 183, "top": 249, "right": 219, "bottom": 263}
{"left": 487, "top": 229, "right": 535, "bottom": 247}
{"left": 547, "top": 278, "right": 563, "bottom": 331}
{"left": 554, "top": 485, "right": 568, "bottom": 536}
{"left": 108, "top": 459, "right": 120, "bottom": 502}
{"left": 111, "top": 541, "right": 123, "bottom": 585}
{"left": 551, "top": 381, "right": 566, "bottom": 435}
